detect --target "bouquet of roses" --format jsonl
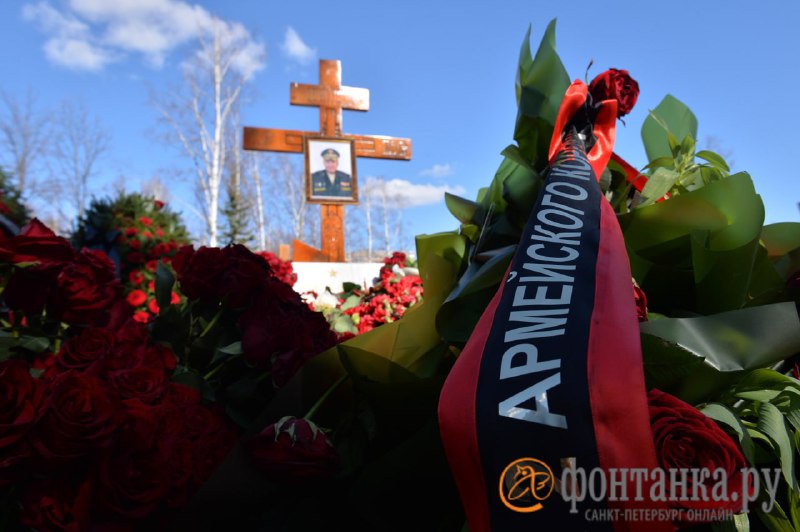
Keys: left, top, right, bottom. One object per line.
{"left": 0, "top": 220, "right": 339, "bottom": 529}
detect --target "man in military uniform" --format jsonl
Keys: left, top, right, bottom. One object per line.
{"left": 310, "top": 148, "right": 353, "bottom": 198}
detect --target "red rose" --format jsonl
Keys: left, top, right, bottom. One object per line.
{"left": 129, "top": 270, "right": 145, "bottom": 285}
{"left": 107, "top": 362, "right": 166, "bottom": 404}
{"left": 118, "top": 398, "right": 159, "bottom": 451}
{"left": 0, "top": 218, "right": 76, "bottom": 265}
{"left": 31, "top": 371, "right": 124, "bottom": 462}
{"left": 145, "top": 259, "right": 158, "bottom": 272}
{"left": 142, "top": 231, "right": 153, "bottom": 240}
{"left": 20, "top": 476, "right": 92, "bottom": 532}
{"left": 96, "top": 438, "right": 170, "bottom": 519}
{"left": 162, "top": 383, "right": 201, "bottom": 406}
{"left": 244, "top": 416, "right": 339, "bottom": 485}
{"left": 239, "top": 281, "right": 336, "bottom": 372}
{"left": 133, "top": 311, "right": 150, "bottom": 323}
{"left": 154, "top": 200, "right": 165, "bottom": 210}
{"left": 139, "top": 216, "right": 153, "bottom": 227}
{"left": 129, "top": 238, "right": 142, "bottom": 251}
{"left": 648, "top": 389, "right": 752, "bottom": 516}
{"left": 0, "top": 360, "right": 44, "bottom": 448}
{"left": 588, "top": 68, "right": 640, "bottom": 118}
{"left": 218, "top": 245, "right": 272, "bottom": 308}
{"left": 57, "top": 327, "right": 115, "bottom": 372}
{"left": 127, "top": 289, "right": 147, "bottom": 308}
{"left": 50, "top": 249, "right": 122, "bottom": 326}
{"left": 148, "top": 298, "right": 160, "bottom": 314}
{"left": 633, "top": 280, "right": 648, "bottom": 322}
{"left": 172, "top": 246, "right": 227, "bottom": 301}
{"left": 125, "top": 227, "right": 138, "bottom": 237}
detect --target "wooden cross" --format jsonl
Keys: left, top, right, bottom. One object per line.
{"left": 243, "top": 59, "right": 412, "bottom": 262}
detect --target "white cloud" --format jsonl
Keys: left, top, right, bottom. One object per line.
{"left": 22, "top": 0, "right": 266, "bottom": 75}
{"left": 420, "top": 163, "right": 453, "bottom": 178}
{"left": 364, "top": 177, "right": 466, "bottom": 208}
{"left": 23, "top": 1, "right": 115, "bottom": 70}
{"left": 280, "top": 27, "right": 316, "bottom": 65}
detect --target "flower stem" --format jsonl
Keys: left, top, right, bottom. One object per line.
{"left": 199, "top": 308, "right": 223, "bottom": 339}
{"left": 203, "top": 363, "right": 225, "bottom": 382}
{"left": 303, "top": 374, "right": 349, "bottom": 421}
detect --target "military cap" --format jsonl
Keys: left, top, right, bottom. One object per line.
{"left": 321, "top": 148, "right": 340, "bottom": 161}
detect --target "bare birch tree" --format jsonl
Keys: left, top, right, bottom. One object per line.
{"left": 48, "top": 99, "right": 111, "bottom": 226}
{"left": 153, "top": 19, "right": 263, "bottom": 246}
{"left": 246, "top": 152, "right": 267, "bottom": 250}
{"left": 0, "top": 89, "right": 49, "bottom": 196}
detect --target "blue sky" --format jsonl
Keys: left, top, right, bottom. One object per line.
{"left": 2, "top": 0, "right": 800, "bottom": 250}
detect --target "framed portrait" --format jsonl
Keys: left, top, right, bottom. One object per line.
{"left": 304, "top": 137, "right": 358, "bottom": 204}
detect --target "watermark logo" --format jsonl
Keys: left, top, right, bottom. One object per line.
{"left": 498, "top": 457, "right": 781, "bottom": 521}
{"left": 499, "top": 458, "right": 555, "bottom": 513}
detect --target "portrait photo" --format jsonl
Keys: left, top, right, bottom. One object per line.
{"left": 305, "top": 137, "right": 358, "bottom": 204}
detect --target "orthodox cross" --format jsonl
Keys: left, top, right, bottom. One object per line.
{"left": 243, "top": 59, "right": 412, "bottom": 262}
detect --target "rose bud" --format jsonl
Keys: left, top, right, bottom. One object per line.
{"left": 647, "top": 389, "right": 753, "bottom": 520}
{"left": 588, "top": 68, "right": 640, "bottom": 118}
{"left": 244, "top": 416, "right": 340, "bottom": 485}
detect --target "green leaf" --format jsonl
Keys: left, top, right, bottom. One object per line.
{"left": 155, "top": 262, "right": 175, "bottom": 310}
{"left": 789, "top": 485, "right": 800, "bottom": 531}
{"left": 755, "top": 492, "right": 794, "bottom": 532}
{"left": 696, "top": 150, "right": 731, "bottom": 173}
{"left": 209, "top": 340, "right": 242, "bottom": 366}
{"left": 641, "top": 333, "right": 705, "bottom": 390}
{"left": 340, "top": 294, "right": 362, "bottom": 312}
{"left": 18, "top": 335, "right": 51, "bottom": 353}
{"left": 757, "top": 402, "right": 797, "bottom": 491}
{"left": 342, "top": 282, "right": 361, "bottom": 292}
{"left": 726, "top": 370, "right": 800, "bottom": 402}
{"left": 639, "top": 303, "right": 800, "bottom": 403}
{"left": 701, "top": 403, "right": 757, "bottom": 464}
{"left": 620, "top": 173, "right": 775, "bottom": 314}
{"left": 642, "top": 156, "right": 676, "bottom": 171}
{"left": 638, "top": 167, "right": 679, "bottom": 206}
{"left": 332, "top": 314, "right": 357, "bottom": 335}
{"left": 514, "top": 19, "right": 570, "bottom": 169}
{"left": 761, "top": 223, "right": 800, "bottom": 258}
{"left": 445, "top": 193, "right": 484, "bottom": 226}
{"left": 711, "top": 513, "right": 749, "bottom": 532}
{"left": 436, "top": 245, "right": 516, "bottom": 345}
{"left": 641, "top": 94, "right": 698, "bottom": 163}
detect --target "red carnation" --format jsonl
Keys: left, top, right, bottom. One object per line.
{"left": 588, "top": 68, "right": 640, "bottom": 118}
{"left": 127, "top": 289, "right": 147, "bottom": 308}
